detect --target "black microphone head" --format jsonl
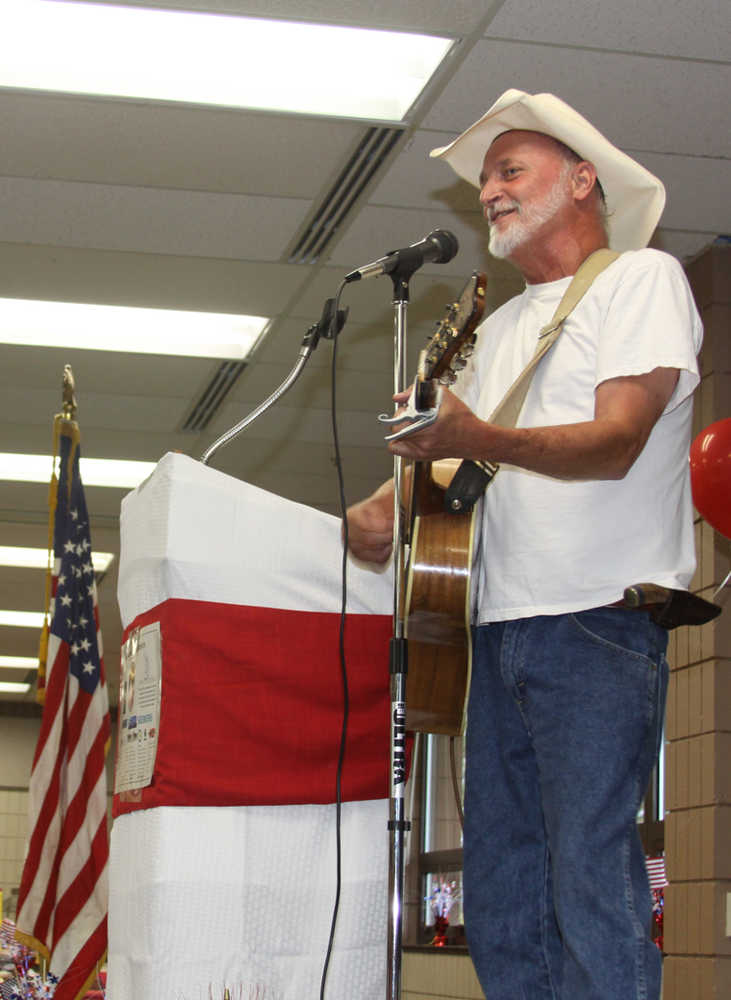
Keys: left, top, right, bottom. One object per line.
{"left": 427, "top": 229, "right": 459, "bottom": 263}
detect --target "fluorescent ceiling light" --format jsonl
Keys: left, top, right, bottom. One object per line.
{"left": 0, "top": 681, "right": 31, "bottom": 694}
{"left": 0, "top": 610, "right": 45, "bottom": 629}
{"left": 0, "top": 546, "right": 114, "bottom": 572}
{"left": 0, "top": 299, "right": 269, "bottom": 361}
{"left": 0, "top": 2, "right": 451, "bottom": 121}
{"left": 0, "top": 453, "right": 157, "bottom": 488}
{"left": 0, "top": 656, "right": 38, "bottom": 671}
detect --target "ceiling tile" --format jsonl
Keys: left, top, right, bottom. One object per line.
{"left": 0, "top": 94, "right": 366, "bottom": 197}
{"left": 489, "top": 0, "right": 731, "bottom": 61}
{"left": 0, "top": 344, "right": 218, "bottom": 398}
{"left": 0, "top": 243, "right": 311, "bottom": 315}
{"left": 422, "top": 39, "right": 731, "bottom": 157}
{"left": 0, "top": 178, "right": 313, "bottom": 260}
{"left": 641, "top": 153, "right": 731, "bottom": 234}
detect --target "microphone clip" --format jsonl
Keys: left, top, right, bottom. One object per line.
{"left": 302, "top": 297, "right": 349, "bottom": 353}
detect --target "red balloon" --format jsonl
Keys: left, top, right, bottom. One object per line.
{"left": 690, "top": 418, "right": 731, "bottom": 539}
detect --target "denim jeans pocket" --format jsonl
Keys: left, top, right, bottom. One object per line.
{"left": 568, "top": 606, "right": 668, "bottom": 669}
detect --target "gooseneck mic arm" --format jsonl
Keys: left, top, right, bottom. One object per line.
{"left": 200, "top": 296, "right": 347, "bottom": 467}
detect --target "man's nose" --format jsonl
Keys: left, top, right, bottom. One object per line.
{"left": 479, "top": 178, "right": 501, "bottom": 208}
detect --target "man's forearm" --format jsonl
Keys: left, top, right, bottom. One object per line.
{"left": 388, "top": 368, "right": 678, "bottom": 481}
{"left": 459, "top": 418, "right": 643, "bottom": 481}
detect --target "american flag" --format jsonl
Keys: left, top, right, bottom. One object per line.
{"left": 645, "top": 854, "right": 668, "bottom": 890}
{"left": 15, "top": 417, "right": 111, "bottom": 1000}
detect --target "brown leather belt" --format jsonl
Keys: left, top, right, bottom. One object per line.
{"left": 607, "top": 584, "right": 721, "bottom": 629}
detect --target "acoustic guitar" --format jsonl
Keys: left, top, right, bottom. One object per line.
{"left": 401, "top": 272, "right": 487, "bottom": 735}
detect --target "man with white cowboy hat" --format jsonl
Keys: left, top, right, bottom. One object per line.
{"left": 346, "top": 89, "right": 703, "bottom": 999}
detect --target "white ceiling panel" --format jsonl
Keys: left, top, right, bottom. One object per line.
{"left": 0, "top": 93, "right": 366, "bottom": 196}
{"left": 325, "top": 206, "right": 487, "bottom": 275}
{"left": 423, "top": 39, "right": 731, "bottom": 156}
{"left": 253, "top": 318, "right": 393, "bottom": 371}
{"left": 2, "top": 385, "right": 189, "bottom": 434}
{"left": 365, "top": 130, "right": 481, "bottom": 212}
{"left": 0, "top": 178, "right": 312, "bottom": 260}
{"left": 0, "top": 480, "right": 132, "bottom": 523}
{"left": 0, "top": 244, "right": 310, "bottom": 314}
{"left": 193, "top": 436, "right": 391, "bottom": 490}
{"left": 489, "top": 0, "right": 730, "bottom": 61}
{"left": 208, "top": 397, "right": 384, "bottom": 448}
{"left": 640, "top": 153, "right": 731, "bottom": 234}
{"left": 0, "top": 344, "right": 220, "bottom": 399}
{"left": 228, "top": 359, "right": 390, "bottom": 413}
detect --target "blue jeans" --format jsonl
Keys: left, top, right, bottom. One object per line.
{"left": 463, "top": 608, "right": 668, "bottom": 1000}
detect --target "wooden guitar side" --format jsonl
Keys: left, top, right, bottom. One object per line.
{"left": 404, "top": 463, "right": 476, "bottom": 735}
{"left": 397, "top": 271, "right": 486, "bottom": 735}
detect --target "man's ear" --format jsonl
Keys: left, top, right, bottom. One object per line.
{"left": 572, "top": 161, "right": 599, "bottom": 203}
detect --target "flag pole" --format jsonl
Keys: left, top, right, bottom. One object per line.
{"left": 37, "top": 366, "right": 79, "bottom": 703}
{"left": 61, "top": 363, "right": 78, "bottom": 421}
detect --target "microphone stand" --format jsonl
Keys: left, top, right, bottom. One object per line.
{"left": 385, "top": 264, "right": 417, "bottom": 1000}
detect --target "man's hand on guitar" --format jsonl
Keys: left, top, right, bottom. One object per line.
{"left": 344, "top": 479, "right": 395, "bottom": 564}
{"left": 387, "top": 386, "right": 481, "bottom": 461}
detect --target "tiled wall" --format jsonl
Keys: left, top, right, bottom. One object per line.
{"left": 403, "top": 951, "right": 484, "bottom": 1000}
{"left": 0, "top": 787, "right": 29, "bottom": 921}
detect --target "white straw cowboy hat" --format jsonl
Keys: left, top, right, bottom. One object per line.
{"left": 430, "top": 89, "right": 665, "bottom": 252}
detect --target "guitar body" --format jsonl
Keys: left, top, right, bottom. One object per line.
{"left": 397, "top": 271, "right": 487, "bottom": 735}
{"left": 404, "top": 462, "right": 477, "bottom": 735}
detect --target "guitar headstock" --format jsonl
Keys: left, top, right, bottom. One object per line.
{"left": 420, "top": 272, "right": 487, "bottom": 386}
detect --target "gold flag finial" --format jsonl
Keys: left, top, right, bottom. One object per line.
{"left": 62, "top": 364, "right": 77, "bottom": 420}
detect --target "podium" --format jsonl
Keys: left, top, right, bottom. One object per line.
{"left": 107, "top": 453, "right": 394, "bottom": 999}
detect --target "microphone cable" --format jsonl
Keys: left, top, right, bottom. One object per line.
{"left": 319, "top": 279, "right": 350, "bottom": 1000}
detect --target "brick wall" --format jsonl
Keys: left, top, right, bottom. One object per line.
{"left": 663, "top": 243, "right": 731, "bottom": 999}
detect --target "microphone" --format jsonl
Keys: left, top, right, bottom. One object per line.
{"left": 344, "top": 229, "right": 459, "bottom": 283}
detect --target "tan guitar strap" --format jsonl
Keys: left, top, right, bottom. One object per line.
{"left": 445, "top": 247, "right": 620, "bottom": 512}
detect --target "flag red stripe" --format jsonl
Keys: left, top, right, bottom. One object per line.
{"left": 53, "top": 816, "right": 109, "bottom": 947}
{"left": 34, "top": 715, "right": 108, "bottom": 943}
{"left": 17, "top": 708, "right": 68, "bottom": 922}
{"left": 52, "top": 914, "right": 107, "bottom": 1000}
{"left": 31, "top": 642, "right": 69, "bottom": 770}
{"left": 56, "top": 720, "right": 109, "bottom": 866}
{"left": 65, "top": 688, "right": 98, "bottom": 772}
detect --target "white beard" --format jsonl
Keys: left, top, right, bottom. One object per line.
{"left": 488, "top": 168, "right": 572, "bottom": 260}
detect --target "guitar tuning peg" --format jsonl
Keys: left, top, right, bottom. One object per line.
{"left": 459, "top": 344, "right": 474, "bottom": 358}
{"left": 451, "top": 357, "right": 467, "bottom": 371}
{"left": 438, "top": 371, "right": 458, "bottom": 385}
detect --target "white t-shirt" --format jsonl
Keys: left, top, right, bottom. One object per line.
{"left": 456, "top": 249, "right": 703, "bottom": 623}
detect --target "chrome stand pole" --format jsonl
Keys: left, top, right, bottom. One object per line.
{"left": 387, "top": 273, "right": 413, "bottom": 1000}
